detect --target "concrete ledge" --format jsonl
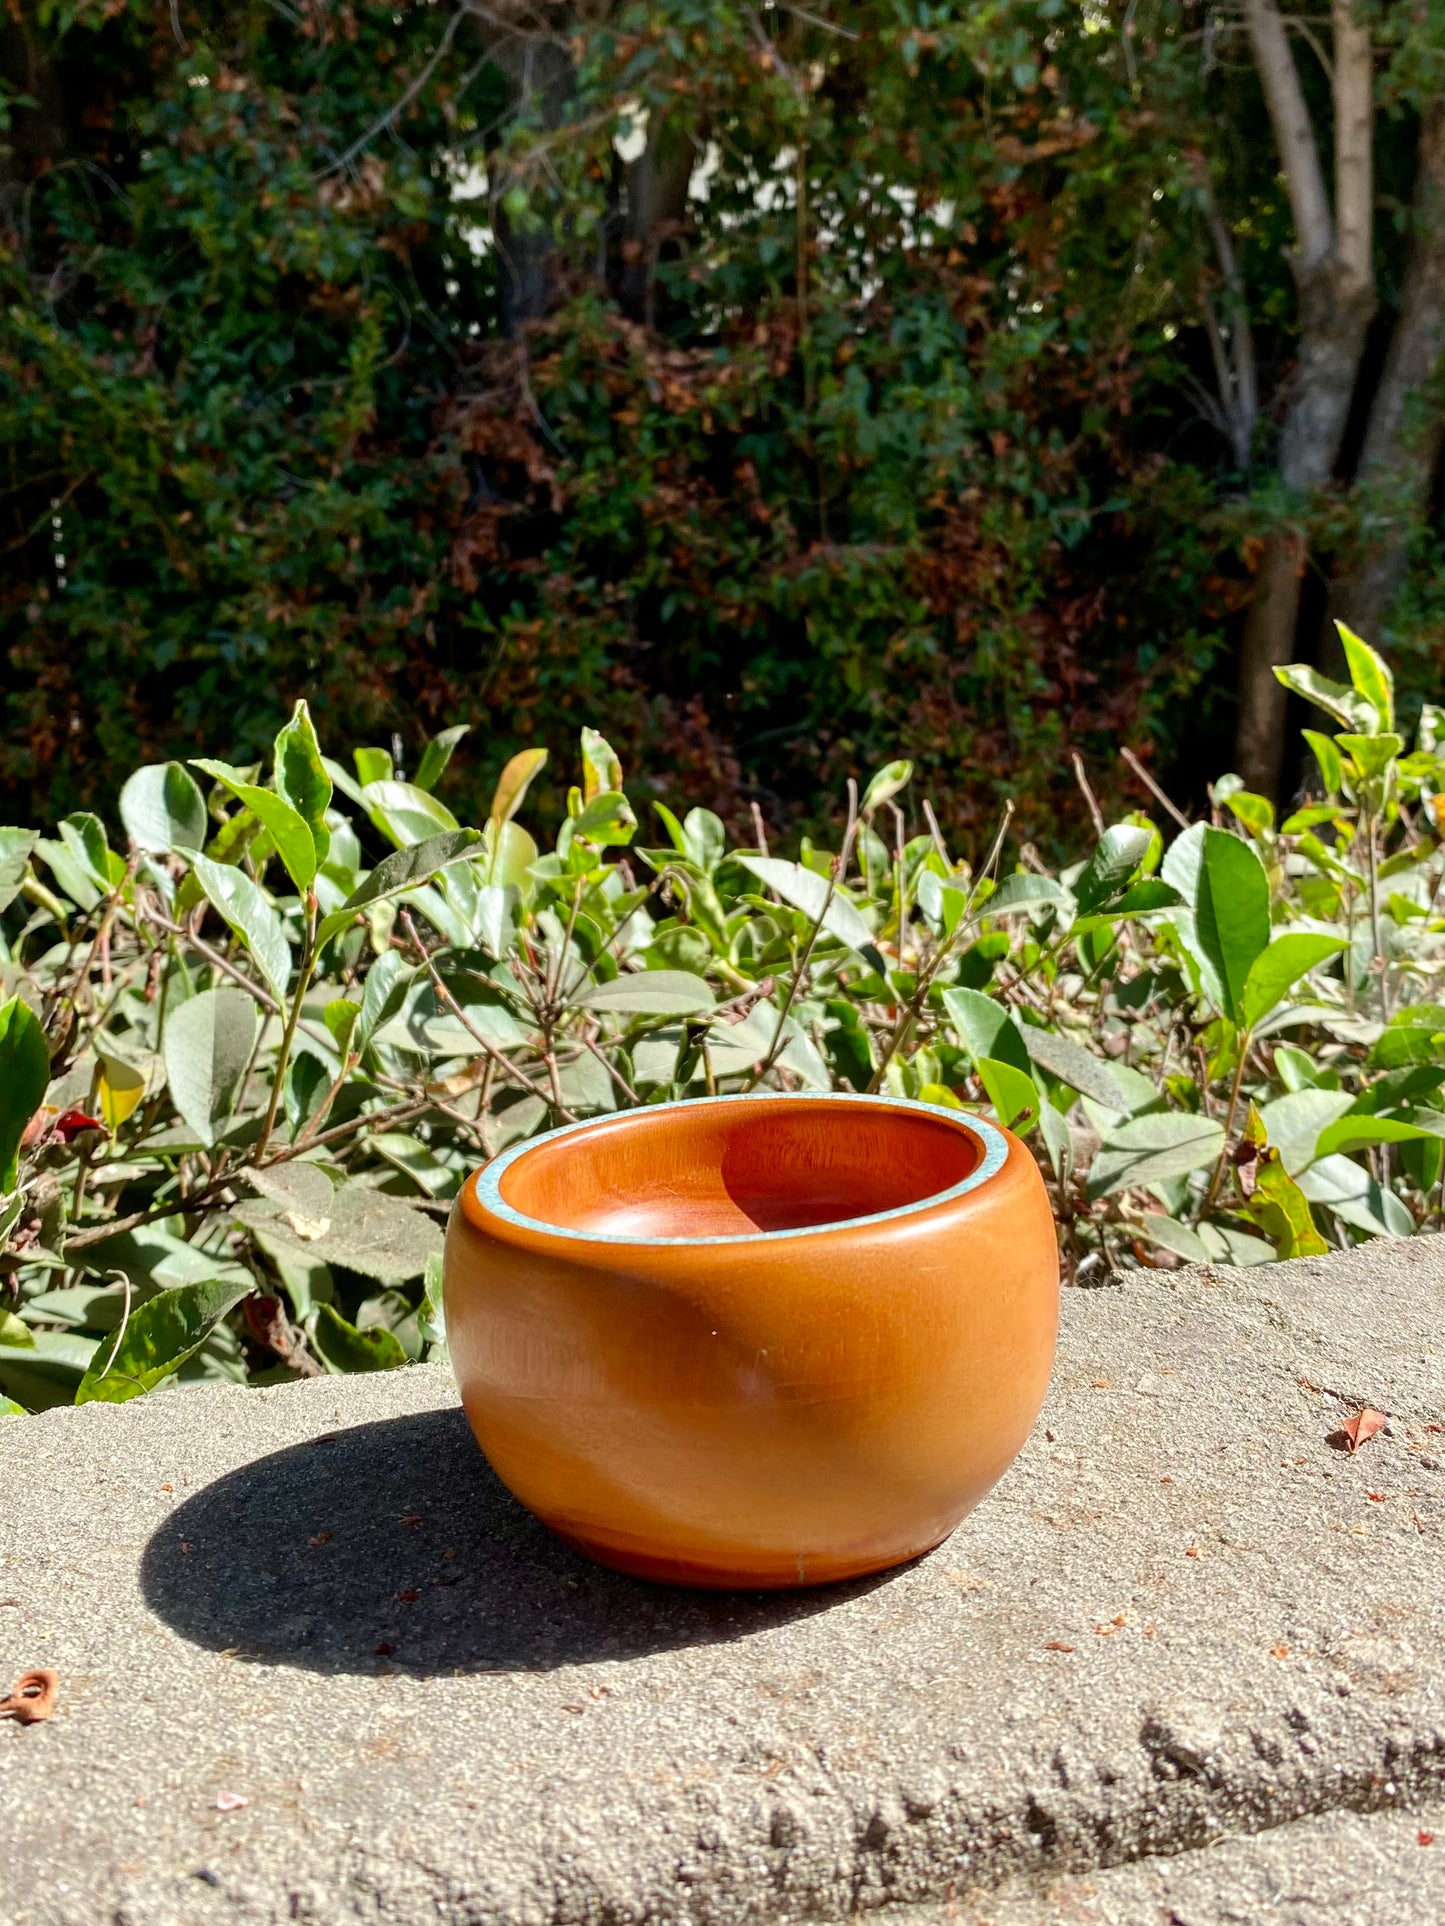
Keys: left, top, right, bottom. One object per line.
{"left": 3, "top": 1241, "right": 1444, "bottom": 1926}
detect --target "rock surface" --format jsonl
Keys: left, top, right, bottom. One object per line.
{"left": 2, "top": 1240, "right": 1443, "bottom": 1926}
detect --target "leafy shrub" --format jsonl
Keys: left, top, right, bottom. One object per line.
{"left": 0, "top": 627, "right": 1438, "bottom": 1415}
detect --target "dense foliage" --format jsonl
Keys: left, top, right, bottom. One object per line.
{"left": 5, "top": 0, "right": 1442, "bottom": 840}
{"left": 2, "top": 627, "right": 1442, "bottom": 1415}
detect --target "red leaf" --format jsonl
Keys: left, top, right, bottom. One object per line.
{"left": 52, "top": 1109, "right": 106, "bottom": 1141}
{"left": 0, "top": 1669, "right": 58, "bottom": 1724}
{"left": 1333, "top": 1408, "right": 1388, "bottom": 1452}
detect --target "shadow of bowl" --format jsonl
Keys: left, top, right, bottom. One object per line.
{"left": 140, "top": 1406, "right": 890, "bottom": 1676}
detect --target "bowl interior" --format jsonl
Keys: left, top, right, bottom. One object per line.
{"left": 495, "top": 1100, "right": 984, "bottom": 1240}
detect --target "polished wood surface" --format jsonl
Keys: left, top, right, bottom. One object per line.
{"left": 445, "top": 1096, "right": 1059, "bottom": 1589}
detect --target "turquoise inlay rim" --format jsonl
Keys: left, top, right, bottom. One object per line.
{"left": 472, "top": 1091, "right": 1010, "bottom": 1247}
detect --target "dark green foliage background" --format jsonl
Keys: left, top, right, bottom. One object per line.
{"left": 1, "top": 0, "right": 1439, "bottom": 847}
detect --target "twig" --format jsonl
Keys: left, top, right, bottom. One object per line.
{"left": 1120, "top": 747, "right": 1192, "bottom": 831}
{"left": 867, "top": 799, "right": 1015, "bottom": 1092}
{"left": 745, "top": 781, "right": 860, "bottom": 1091}
{"left": 1072, "top": 752, "right": 1107, "bottom": 839}
{"left": 922, "top": 799, "right": 951, "bottom": 868}
{"left": 92, "top": 1268, "right": 133, "bottom": 1381}
{"left": 581, "top": 1035, "right": 642, "bottom": 1106}
{"left": 315, "top": 3, "right": 471, "bottom": 179}
{"left": 143, "top": 903, "right": 282, "bottom": 1014}
{"left": 401, "top": 911, "right": 575, "bottom": 1121}
{"left": 256, "top": 897, "right": 319, "bottom": 1159}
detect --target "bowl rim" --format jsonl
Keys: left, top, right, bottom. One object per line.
{"left": 466, "top": 1091, "right": 1010, "bottom": 1248}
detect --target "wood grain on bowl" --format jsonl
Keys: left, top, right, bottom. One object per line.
{"left": 444, "top": 1094, "right": 1059, "bottom": 1590}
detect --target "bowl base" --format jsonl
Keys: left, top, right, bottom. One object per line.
{"left": 547, "top": 1523, "right": 955, "bottom": 1591}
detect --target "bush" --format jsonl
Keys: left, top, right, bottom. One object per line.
{"left": 0, "top": 627, "right": 1438, "bottom": 1415}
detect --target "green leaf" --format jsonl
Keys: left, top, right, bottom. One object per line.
{"left": 572, "top": 788, "right": 637, "bottom": 848}
{"left": 120, "top": 763, "right": 207, "bottom": 855}
{"left": 1244, "top": 1154, "right": 1329, "bottom": 1259}
{"left": 0, "top": 1309, "right": 35, "bottom": 1347}
{"left": 917, "top": 870, "right": 969, "bottom": 937}
{"left": 1072, "top": 824, "right": 1153, "bottom": 915}
{"left": 1087, "top": 1112, "right": 1226, "bottom": 1198}
{"left": 1021, "top": 1027, "right": 1128, "bottom": 1107}
{"left": 987, "top": 872, "right": 1071, "bottom": 914}
{"left": 1137, "top": 1213, "right": 1212, "bottom": 1264}
{"left": 353, "top": 746, "right": 393, "bottom": 786}
{"left": 1258, "top": 1088, "right": 1354, "bottom": 1174}
{"left": 357, "top": 951, "right": 415, "bottom": 1051}
{"left": 0, "top": 995, "right": 49, "bottom": 1191}
{"left": 312, "top": 1301, "right": 408, "bottom": 1373}
{"left": 682, "top": 808, "right": 726, "bottom": 873}
{"left": 580, "top": 970, "right": 714, "bottom": 1015}
{"left": 736, "top": 854, "right": 874, "bottom": 953}
{"left": 1272, "top": 1043, "right": 1335, "bottom": 1093}
{"left": 1369, "top": 1004, "right": 1445, "bottom": 1069}
{"left": 1313, "top": 1113, "right": 1445, "bottom": 1159}
{"left": 316, "top": 828, "right": 481, "bottom": 947}
{"left": 580, "top": 727, "right": 623, "bottom": 801}
{"left": 1336, "top": 622, "right": 1394, "bottom": 731}
{"left": 861, "top": 759, "right": 913, "bottom": 816}
{"left": 1222, "top": 790, "right": 1274, "bottom": 837}
{"left": 482, "top": 819, "right": 537, "bottom": 890}
{"left": 1240, "top": 932, "right": 1347, "bottom": 1029}
{"left": 1195, "top": 827, "right": 1271, "bottom": 1025}
{"left": 1110, "top": 879, "right": 1184, "bottom": 914}
{"left": 0, "top": 827, "right": 36, "bottom": 913}
{"left": 232, "top": 1165, "right": 442, "bottom": 1285}
{"left": 364, "top": 779, "right": 460, "bottom": 848}
{"left": 75, "top": 1277, "right": 253, "bottom": 1405}
{"left": 941, "top": 986, "right": 1032, "bottom": 1075}
{"left": 189, "top": 853, "right": 293, "bottom": 1003}
{"left": 488, "top": 748, "right": 548, "bottom": 828}
{"left": 324, "top": 998, "right": 361, "bottom": 1055}
{"left": 1273, "top": 663, "right": 1368, "bottom": 731}
{"left": 0, "top": 1393, "right": 26, "bottom": 1417}
{"left": 0, "top": 1330, "right": 100, "bottom": 1411}
{"left": 1336, "top": 733, "right": 1403, "bottom": 781}
{"left": 162, "top": 987, "right": 258, "bottom": 1147}
{"left": 976, "top": 1057, "right": 1040, "bottom": 1133}
{"left": 1301, "top": 729, "right": 1343, "bottom": 795}
{"left": 194, "top": 759, "right": 317, "bottom": 892}
{"left": 62, "top": 810, "right": 119, "bottom": 889}
{"left": 916, "top": 1081, "right": 963, "bottom": 1110}
{"left": 418, "top": 1250, "right": 447, "bottom": 1351}
{"left": 274, "top": 699, "right": 332, "bottom": 867}
{"left": 414, "top": 724, "right": 469, "bottom": 794}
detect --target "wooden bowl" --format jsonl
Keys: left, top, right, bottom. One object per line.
{"left": 444, "top": 1093, "right": 1058, "bottom": 1589}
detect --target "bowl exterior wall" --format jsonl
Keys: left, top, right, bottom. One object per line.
{"left": 445, "top": 1124, "right": 1058, "bottom": 1588}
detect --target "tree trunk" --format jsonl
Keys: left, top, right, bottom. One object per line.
{"left": 1233, "top": 0, "right": 1376, "bottom": 798}
{"left": 0, "top": 14, "right": 68, "bottom": 213}
{"left": 1330, "top": 103, "right": 1445, "bottom": 646}
{"left": 618, "top": 117, "right": 696, "bottom": 327}
{"left": 1236, "top": 529, "right": 1308, "bottom": 794}
{"left": 489, "top": 33, "right": 576, "bottom": 336}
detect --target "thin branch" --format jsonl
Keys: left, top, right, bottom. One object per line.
{"left": 1243, "top": 0, "right": 1333, "bottom": 269}
{"left": 1121, "top": 747, "right": 1192, "bottom": 831}
{"left": 745, "top": 782, "right": 859, "bottom": 1091}
{"left": 315, "top": 4, "right": 471, "bottom": 180}
{"left": 1071, "top": 752, "right": 1107, "bottom": 840}
{"left": 401, "top": 911, "right": 575, "bottom": 1121}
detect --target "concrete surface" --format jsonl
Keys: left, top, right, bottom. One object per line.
{"left": 2, "top": 1240, "right": 1443, "bottom": 1926}
{"left": 880, "top": 1800, "right": 1445, "bottom": 1925}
